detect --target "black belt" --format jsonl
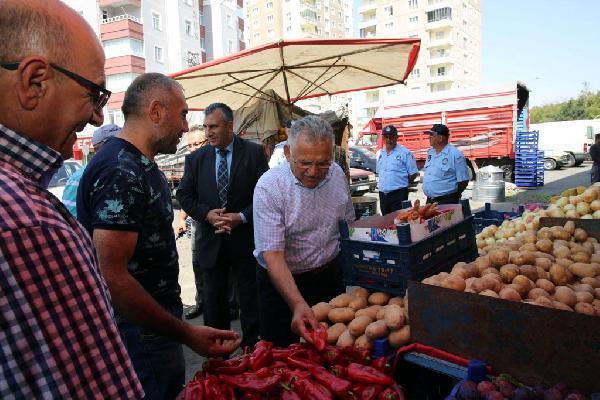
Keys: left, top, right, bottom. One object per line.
{"left": 296, "top": 257, "right": 338, "bottom": 276}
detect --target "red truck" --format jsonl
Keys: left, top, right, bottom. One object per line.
{"left": 355, "top": 83, "right": 530, "bottom": 181}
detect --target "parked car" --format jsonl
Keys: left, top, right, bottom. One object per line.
{"left": 543, "top": 150, "right": 570, "bottom": 171}
{"left": 47, "top": 160, "right": 82, "bottom": 199}
{"left": 349, "top": 168, "right": 377, "bottom": 197}
{"left": 349, "top": 146, "right": 377, "bottom": 172}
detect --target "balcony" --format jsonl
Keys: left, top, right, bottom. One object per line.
{"left": 427, "top": 36, "right": 454, "bottom": 48}
{"left": 358, "top": 0, "right": 377, "bottom": 14}
{"left": 105, "top": 55, "right": 145, "bottom": 75}
{"left": 425, "top": 17, "right": 453, "bottom": 30}
{"left": 428, "top": 72, "right": 453, "bottom": 83}
{"left": 299, "top": 0, "right": 317, "bottom": 12}
{"left": 101, "top": 14, "right": 143, "bottom": 41}
{"left": 358, "top": 16, "right": 377, "bottom": 30}
{"left": 428, "top": 54, "right": 452, "bottom": 65}
{"left": 300, "top": 14, "right": 317, "bottom": 29}
{"left": 426, "top": 0, "right": 451, "bottom": 12}
{"left": 359, "top": 26, "right": 376, "bottom": 38}
{"left": 99, "top": 0, "right": 140, "bottom": 7}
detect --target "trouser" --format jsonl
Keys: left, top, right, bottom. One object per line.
{"left": 592, "top": 163, "right": 600, "bottom": 184}
{"left": 256, "top": 255, "right": 345, "bottom": 347}
{"left": 426, "top": 191, "right": 460, "bottom": 205}
{"left": 118, "top": 302, "right": 185, "bottom": 400}
{"left": 378, "top": 187, "right": 409, "bottom": 215}
{"left": 203, "top": 242, "right": 259, "bottom": 348}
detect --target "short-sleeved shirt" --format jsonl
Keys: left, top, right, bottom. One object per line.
{"left": 77, "top": 138, "right": 181, "bottom": 308}
{"left": 376, "top": 145, "right": 418, "bottom": 192}
{"left": 423, "top": 143, "right": 470, "bottom": 198}
{"left": 253, "top": 162, "right": 355, "bottom": 274}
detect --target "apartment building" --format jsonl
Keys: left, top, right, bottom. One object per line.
{"left": 203, "top": 0, "right": 245, "bottom": 61}
{"left": 353, "top": 0, "right": 481, "bottom": 132}
{"left": 62, "top": 0, "right": 204, "bottom": 128}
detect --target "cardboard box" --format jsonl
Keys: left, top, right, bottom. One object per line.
{"left": 348, "top": 204, "right": 464, "bottom": 244}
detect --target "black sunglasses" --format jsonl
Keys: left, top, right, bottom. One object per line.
{"left": 0, "top": 61, "right": 111, "bottom": 111}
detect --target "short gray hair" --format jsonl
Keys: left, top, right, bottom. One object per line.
{"left": 288, "top": 115, "right": 334, "bottom": 150}
{"left": 122, "top": 73, "right": 182, "bottom": 119}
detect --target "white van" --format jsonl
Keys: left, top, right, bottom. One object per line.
{"left": 531, "top": 119, "right": 599, "bottom": 167}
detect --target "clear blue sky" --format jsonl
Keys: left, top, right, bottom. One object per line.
{"left": 482, "top": 0, "right": 600, "bottom": 106}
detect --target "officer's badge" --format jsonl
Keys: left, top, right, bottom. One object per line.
{"left": 442, "top": 158, "right": 448, "bottom": 165}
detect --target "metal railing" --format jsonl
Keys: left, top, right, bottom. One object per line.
{"left": 101, "top": 14, "right": 142, "bottom": 25}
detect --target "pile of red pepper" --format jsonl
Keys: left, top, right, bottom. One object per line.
{"left": 177, "top": 327, "right": 405, "bottom": 399}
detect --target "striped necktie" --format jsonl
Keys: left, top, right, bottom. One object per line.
{"left": 217, "top": 148, "right": 229, "bottom": 207}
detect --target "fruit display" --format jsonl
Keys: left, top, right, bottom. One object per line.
{"left": 313, "top": 288, "right": 412, "bottom": 351}
{"left": 448, "top": 377, "right": 589, "bottom": 400}
{"left": 177, "top": 339, "right": 405, "bottom": 399}
{"left": 425, "top": 222, "right": 600, "bottom": 316}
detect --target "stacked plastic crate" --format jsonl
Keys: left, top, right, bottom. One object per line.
{"left": 514, "top": 131, "right": 544, "bottom": 187}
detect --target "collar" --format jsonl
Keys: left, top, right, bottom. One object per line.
{"left": 431, "top": 144, "right": 450, "bottom": 155}
{"left": 287, "top": 161, "right": 333, "bottom": 189}
{"left": 214, "top": 137, "right": 234, "bottom": 155}
{"left": 0, "top": 124, "right": 63, "bottom": 184}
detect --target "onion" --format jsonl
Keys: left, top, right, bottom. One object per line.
{"left": 593, "top": 210, "right": 600, "bottom": 219}
{"left": 555, "top": 197, "right": 569, "bottom": 207}
{"left": 581, "top": 188, "right": 598, "bottom": 203}
{"left": 576, "top": 202, "right": 591, "bottom": 216}
{"left": 591, "top": 199, "right": 600, "bottom": 212}
{"left": 581, "top": 214, "right": 593, "bottom": 219}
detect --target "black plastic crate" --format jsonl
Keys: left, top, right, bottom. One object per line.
{"left": 472, "top": 203, "right": 523, "bottom": 234}
{"left": 339, "top": 209, "right": 478, "bottom": 296}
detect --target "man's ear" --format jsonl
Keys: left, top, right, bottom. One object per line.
{"left": 15, "top": 56, "right": 53, "bottom": 111}
{"left": 148, "top": 100, "right": 164, "bottom": 124}
{"left": 283, "top": 143, "right": 291, "bottom": 160}
{"left": 226, "top": 119, "right": 234, "bottom": 133}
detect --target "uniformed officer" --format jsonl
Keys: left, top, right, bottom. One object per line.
{"left": 376, "top": 125, "right": 418, "bottom": 214}
{"left": 422, "top": 123, "right": 470, "bottom": 204}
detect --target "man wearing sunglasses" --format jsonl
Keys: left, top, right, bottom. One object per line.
{"left": 253, "top": 115, "right": 355, "bottom": 346}
{"left": 0, "top": 0, "right": 142, "bottom": 398}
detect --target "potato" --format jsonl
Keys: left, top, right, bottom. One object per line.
{"left": 535, "top": 239, "right": 553, "bottom": 254}
{"left": 580, "top": 277, "right": 600, "bottom": 288}
{"left": 481, "top": 267, "right": 501, "bottom": 277}
{"left": 596, "top": 288, "right": 600, "bottom": 300}
{"left": 574, "top": 302, "right": 596, "bottom": 316}
{"left": 327, "top": 323, "right": 347, "bottom": 344}
{"left": 384, "top": 304, "right": 405, "bottom": 330}
{"left": 554, "top": 286, "right": 577, "bottom": 307}
{"left": 441, "top": 275, "right": 466, "bottom": 291}
{"left": 365, "top": 320, "right": 389, "bottom": 340}
{"left": 573, "top": 228, "right": 588, "bottom": 242}
{"left": 575, "top": 291, "right": 594, "bottom": 304}
{"left": 348, "top": 296, "right": 369, "bottom": 311}
{"left": 512, "top": 275, "right": 534, "bottom": 295}
{"left": 351, "top": 287, "right": 369, "bottom": 298}
{"left": 388, "top": 297, "right": 404, "bottom": 307}
{"left": 320, "top": 322, "right": 329, "bottom": 329}
{"left": 499, "top": 264, "right": 520, "bottom": 283}
{"left": 483, "top": 275, "right": 503, "bottom": 292}
{"left": 563, "top": 220, "right": 576, "bottom": 234}
{"left": 355, "top": 305, "right": 382, "bottom": 320}
{"left": 480, "top": 289, "right": 499, "bottom": 298}
{"left": 336, "top": 329, "right": 355, "bottom": 347}
{"left": 527, "top": 288, "right": 551, "bottom": 301}
{"left": 549, "top": 264, "right": 569, "bottom": 286}
{"left": 488, "top": 249, "right": 509, "bottom": 268}
{"left": 519, "top": 265, "right": 539, "bottom": 281}
{"left": 329, "top": 293, "right": 353, "bottom": 308}
{"left": 535, "top": 258, "right": 552, "bottom": 271}
{"left": 569, "top": 262, "right": 597, "bottom": 278}
{"left": 533, "top": 251, "right": 555, "bottom": 262}
{"left": 375, "top": 306, "right": 387, "bottom": 320}
{"left": 535, "top": 278, "right": 555, "bottom": 294}
{"left": 368, "top": 292, "right": 390, "bottom": 306}
{"left": 552, "top": 301, "right": 574, "bottom": 312}
{"left": 550, "top": 226, "right": 571, "bottom": 241}
{"left": 510, "top": 251, "right": 536, "bottom": 266}
{"left": 354, "top": 334, "right": 373, "bottom": 350}
{"left": 348, "top": 316, "right": 372, "bottom": 337}
{"left": 572, "top": 283, "right": 594, "bottom": 295}
{"left": 520, "top": 232, "right": 536, "bottom": 244}
{"left": 572, "top": 252, "right": 591, "bottom": 263}
{"left": 534, "top": 296, "right": 554, "bottom": 308}
{"left": 499, "top": 287, "right": 522, "bottom": 301}
{"left": 312, "top": 302, "right": 333, "bottom": 321}
{"left": 474, "top": 256, "right": 491, "bottom": 274}
{"left": 328, "top": 307, "right": 355, "bottom": 323}
{"left": 553, "top": 246, "right": 571, "bottom": 260}
{"left": 450, "top": 262, "right": 478, "bottom": 280}
{"left": 535, "top": 266, "right": 548, "bottom": 280}
{"left": 555, "top": 258, "right": 574, "bottom": 268}
{"left": 388, "top": 325, "right": 411, "bottom": 348}
{"left": 519, "top": 243, "right": 537, "bottom": 252}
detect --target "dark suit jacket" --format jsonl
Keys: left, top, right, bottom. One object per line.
{"left": 177, "top": 135, "right": 269, "bottom": 269}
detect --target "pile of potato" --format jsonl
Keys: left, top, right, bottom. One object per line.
{"left": 425, "top": 221, "right": 600, "bottom": 316}
{"left": 476, "top": 183, "right": 600, "bottom": 253}
{"left": 312, "top": 288, "right": 411, "bottom": 351}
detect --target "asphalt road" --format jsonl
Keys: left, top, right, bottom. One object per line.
{"left": 174, "top": 161, "right": 595, "bottom": 381}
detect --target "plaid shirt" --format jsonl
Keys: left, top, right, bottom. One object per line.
{"left": 0, "top": 125, "right": 143, "bottom": 399}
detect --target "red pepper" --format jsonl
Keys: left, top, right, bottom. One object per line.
{"left": 240, "top": 393, "right": 262, "bottom": 400}
{"left": 370, "top": 357, "right": 392, "bottom": 375}
{"left": 309, "top": 324, "right": 327, "bottom": 351}
{"left": 282, "top": 369, "right": 312, "bottom": 387}
{"left": 360, "top": 385, "right": 383, "bottom": 400}
{"left": 330, "top": 364, "right": 347, "bottom": 377}
{"left": 219, "top": 382, "right": 235, "bottom": 400}
{"left": 249, "top": 341, "right": 273, "bottom": 370}
{"left": 287, "top": 354, "right": 322, "bottom": 371}
{"left": 202, "top": 375, "right": 221, "bottom": 398}
{"left": 340, "top": 348, "right": 371, "bottom": 364}
{"left": 219, "top": 372, "right": 281, "bottom": 393}
{"left": 347, "top": 363, "right": 394, "bottom": 386}
{"left": 351, "top": 384, "right": 366, "bottom": 397}
{"left": 281, "top": 389, "right": 302, "bottom": 400}
{"left": 378, "top": 385, "right": 405, "bottom": 400}
{"left": 215, "top": 354, "right": 250, "bottom": 375}
{"left": 180, "top": 379, "right": 204, "bottom": 400}
{"left": 294, "top": 378, "right": 333, "bottom": 400}
{"left": 272, "top": 348, "right": 293, "bottom": 361}
{"left": 321, "top": 346, "right": 342, "bottom": 365}
{"left": 310, "top": 366, "right": 352, "bottom": 398}
{"left": 202, "top": 357, "right": 228, "bottom": 374}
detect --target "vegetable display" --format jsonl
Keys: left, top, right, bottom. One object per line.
{"left": 448, "top": 377, "right": 589, "bottom": 400}
{"left": 393, "top": 200, "right": 441, "bottom": 224}
{"left": 177, "top": 338, "right": 405, "bottom": 399}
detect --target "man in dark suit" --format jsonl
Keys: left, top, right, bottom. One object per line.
{"left": 177, "top": 103, "right": 268, "bottom": 347}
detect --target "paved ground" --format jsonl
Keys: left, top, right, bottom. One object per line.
{"left": 174, "top": 161, "right": 594, "bottom": 381}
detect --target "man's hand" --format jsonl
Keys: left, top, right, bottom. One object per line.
{"left": 220, "top": 213, "right": 243, "bottom": 233}
{"left": 290, "top": 302, "right": 320, "bottom": 344}
{"left": 184, "top": 325, "right": 241, "bottom": 357}
{"left": 206, "top": 208, "right": 230, "bottom": 234}
{"left": 175, "top": 219, "right": 187, "bottom": 237}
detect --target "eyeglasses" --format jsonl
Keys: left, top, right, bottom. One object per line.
{"left": 1, "top": 61, "right": 111, "bottom": 111}
{"left": 293, "top": 159, "right": 333, "bottom": 171}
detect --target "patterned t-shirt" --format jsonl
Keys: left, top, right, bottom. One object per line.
{"left": 77, "top": 138, "right": 181, "bottom": 308}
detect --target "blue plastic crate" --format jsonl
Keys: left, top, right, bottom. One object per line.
{"left": 472, "top": 203, "right": 523, "bottom": 234}
{"left": 339, "top": 203, "right": 478, "bottom": 296}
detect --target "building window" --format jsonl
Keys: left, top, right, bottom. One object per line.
{"left": 386, "top": 89, "right": 396, "bottom": 96}
{"left": 253, "top": 32, "right": 260, "bottom": 39}
{"left": 187, "top": 51, "right": 200, "bottom": 66}
{"left": 384, "top": 6, "right": 393, "bottom": 16}
{"left": 152, "top": 12, "right": 161, "bottom": 30}
{"left": 286, "top": 25, "right": 292, "bottom": 31}
{"left": 427, "top": 7, "right": 452, "bottom": 23}
{"left": 253, "top": 19, "right": 259, "bottom": 27}
{"left": 266, "top": 1, "right": 273, "bottom": 8}
{"left": 185, "top": 19, "right": 193, "bottom": 36}
{"left": 108, "top": 110, "right": 125, "bottom": 127}
{"left": 226, "top": 14, "right": 233, "bottom": 27}
{"left": 200, "top": 38, "right": 206, "bottom": 49}
{"left": 103, "top": 38, "right": 144, "bottom": 58}
{"left": 435, "top": 30, "right": 445, "bottom": 39}
{"left": 102, "top": 10, "right": 108, "bottom": 21}
{"left": 252, "top": 7, "right": 258, "bottom": 15}
{"left": 436, "top": 66, "right": 446, "bottom": 76}
{"left": 408, "top": 0, "right": 418, "bottom": 9}
{"left": 185, "top": 0, "right": 193, "bottom": 5}
{"left": 154, "top": 46, "right": 164, "bottom": 62}
{"left": 268, "top": 28, "right": 275, "bottom": 38}
{"left": 228, "top": 40, "right": 233, "bottom": 54}
{"left": 384, "top": 22, "right": 394, "bottom": 30}
{"left": 410, "top": 68, "right": 420, "bottom": 78}
{"left": 267, "top": 15, "right": 274, "bottom": 23}
{"left": 409, "top": 16, "right": 418, "bottom": 23}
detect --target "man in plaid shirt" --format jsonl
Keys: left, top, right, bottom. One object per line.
{"left": 0, "top": 0, "right": 143, "bottom": 398}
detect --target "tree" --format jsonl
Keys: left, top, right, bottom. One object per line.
{"left": 530, "top": 86, "right": 600, "bottom": 123}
